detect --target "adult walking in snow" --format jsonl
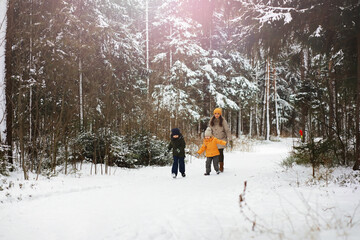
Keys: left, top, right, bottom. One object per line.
{"left": 209, "top": 108, "right": 232, "bottom": 172}
{"left": 168, "top": 128, "right": 186, "bottom": 178}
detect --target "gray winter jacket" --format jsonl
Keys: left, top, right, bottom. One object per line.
{"left": 209, "top": 117, "right": 232, "bottom": 149}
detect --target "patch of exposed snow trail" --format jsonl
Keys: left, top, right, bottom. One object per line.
{"left": 0, "top": 138, "right": 359, "bottom": 240}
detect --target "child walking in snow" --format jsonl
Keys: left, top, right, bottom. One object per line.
{"left": 168, "top": 128, "right": 186, "bottom": 178}
{"left": 197, "top": 127, "right": 227, "bottom": 175}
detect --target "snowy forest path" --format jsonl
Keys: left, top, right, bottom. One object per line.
{"left": 0, "top": 139, "right": 308, "bottom": 240}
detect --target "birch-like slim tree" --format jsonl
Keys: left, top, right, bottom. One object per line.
{"left": 273, "top": 64, "right": 280, "bottom": 138}
{"left": 0, "top": 0, "right": 7, "bottom": 145}
{"left": 266, "top": 56, "right": 270, "bottom": 141}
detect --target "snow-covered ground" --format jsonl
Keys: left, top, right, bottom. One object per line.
{"left": 1, "top": 138, "right": 359, "bottom": 240}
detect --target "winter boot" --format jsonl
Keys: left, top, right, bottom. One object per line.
{"left": 182, "top": 173, "right": 186, "bottom": 177}
{"left": 219, "top": 162, "right": 224, "bottom": 172}
{"left": 172, "top": 173, "right": 177, "bottom": 178}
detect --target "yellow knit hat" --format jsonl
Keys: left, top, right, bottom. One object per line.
{"left": 213, "top": 108, "right": 222, "bottom": 115}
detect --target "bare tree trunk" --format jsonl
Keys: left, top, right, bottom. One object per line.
{"left": 36, "top": 136, "right": 45, "bottom": 180}
{"left": 91, "top": 141, "right": 97, "bottom": 175}
{"left": 249, "top": 107, "right": 253, "bottom": 137}
{"left": 64, "top": 136, "right": 68, "bottom": 175}
{"left": 255, "top": 63, "right": 259, "bottom": 137}
{"left": 51, "top": 131, "right": 57, "bottom": 174}
{"left": 105, "top": 141, "right": 110, "bottom": 175}
{"left": 0, "top": 0, "right": 7, "bottom": 145}
{"left": 29, "top": 0, "right": 34, "bottom": 171}
{"left": 169, "top": 114, "right": 171, "bottom": 132}
{"left": 300, "top": 51, "right": 307, "bottom": 143}
{"left": 79, "top": 58, "right": 84, "bottom": 130}
{"left": 5, "top": 0, "right": 14, "bottom": 163}
{"left": 273, "top": 64, "right": 280, "bottom": 138}
{"left": 29, "top": 0, "right": 33, "bottom": 142}
{"left": 327, "top": 59, "right": 335, "bottom": 140}
{"left": 155, "top": 86, "right": 161, "bottom": 134}
{"left": 237, "top": 103, "right": 241, "bottom": 137}
{"left": 52, "top": 92, "right": 65, "bottom": 174}
{"left": 353, "top": 32, "right": 360, "bottom": 170}
{"left": 229, "top": 110, "right": 232, "bottom": 134}
{"left": 261, "top": 59, "right": 266, "bottom": 137}
{"left": 169, "top": 25, "right": 173, "bottom": 67}
{"left": 145, "top": 0, "right": 150, "bottom": 101}
{"left": 266, "top": 56, "right": 270, "bottom": 141}
{"left": 18, "top": 82, "right": 28, "bottom": 179}
{"left": 236, "top": 111, "right": 239, "bottom": 138}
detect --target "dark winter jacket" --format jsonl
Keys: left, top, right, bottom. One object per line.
{"left": 168, "top": 134, "right": 186, "bottom": 157}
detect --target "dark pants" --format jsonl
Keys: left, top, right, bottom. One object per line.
{"left": 172, "top": 156, "right": 185, "bottom": 175}
{"left": 205, "top": 155, "right": 220, "bottom": 174}
{"left": 219, "top": 149, "right": 224, "bottom": 163}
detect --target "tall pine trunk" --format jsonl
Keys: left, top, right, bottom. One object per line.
{"left": 237, "top": 100, "right": 241, "bottom": 137}
{"left": 18, "top": 81, "right": 28, "bottom": 179}
{"left": 255, "top": 63, "right": 260, "bottom": 137}
{"left": 266, "top": 56, "right": 270, "bottom": 141}
{"left": 145, "top": 0, "right": 150, "bottom": 103}
{"left": 327, "top": 59, "right": 335, "bottom": 140}
{"left": 273, "top": 64, "right": 280, "bottom": 138}
{"left": 29, "top": 0, "right": 34, "bottom": 171}
{"left": 353, "top": 32, "right": 360, "bottom": 170}
{"left": 300, "top": 51, "right": 307, "bottom": 143}
{"left": 249, "top": 107, "right": 252, "bottom": 137}
{"left": 79, "top": 58, "right": 84, "bottom": 130}
{"left": 5, "top": 0, "right": 13, "bottom": 163}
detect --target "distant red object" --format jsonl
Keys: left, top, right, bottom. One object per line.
{"left": 299, "top": 130, "right": 303, "bottom": 137}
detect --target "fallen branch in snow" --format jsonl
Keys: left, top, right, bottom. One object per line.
{"left": 239, "top": 181, "right": 260, "bottom": 231}
{"left": 348, "top": 202, "right": 360, "bottom": 228}
{"left": 238, "top": 181, "right": 257, "bottom": 231}
{"left": 239, "top": 180, "right": 263, "bottom": 232}
{"left": 238, "top": 181, "right": 283, "bottom": 237}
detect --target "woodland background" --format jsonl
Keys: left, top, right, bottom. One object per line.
{"left": 0, "top": 0, "right": 360, "bottom": 177}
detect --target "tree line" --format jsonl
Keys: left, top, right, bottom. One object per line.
{"left": 1, "top": 0, "right": 359, "bottom": 177}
